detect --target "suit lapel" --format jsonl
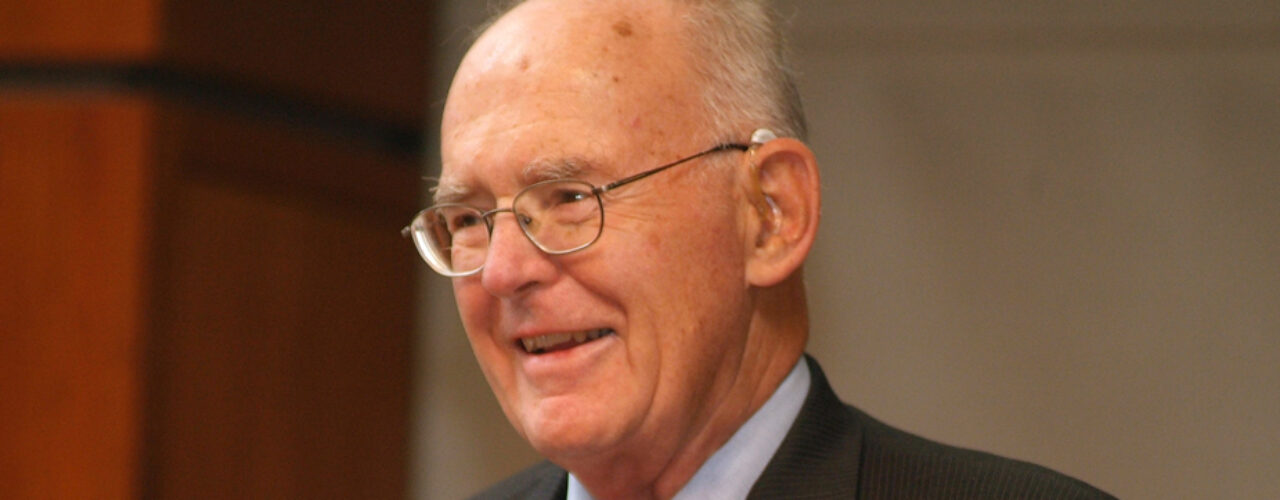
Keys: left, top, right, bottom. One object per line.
{"left": 533, "top": 466, "right": 568, "bottom": 500}
{"left": 748, "top": 356, "right": 863, "bottom": 498}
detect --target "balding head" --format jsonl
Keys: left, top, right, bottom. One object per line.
{"left": 444, "top": 0, "right": 803, "bottom": 165}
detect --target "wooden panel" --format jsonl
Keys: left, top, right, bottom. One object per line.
{"left": 155, "top": 103, "right": 420, "bottom": 210}
{"left": 161, "top": 0, "right": 433, "bottom": 127}
{"left": 142, "top": 104, "right": 419, "bottom": 499}
{"left": 0, "top": 92, "right": 154, "bottom": 499}
{"left": 0, "top": 0, "right": 158, "bottom": 60}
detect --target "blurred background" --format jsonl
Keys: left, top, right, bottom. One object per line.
{"left": 4, "top": 1, "right": 1277, "bottom": 499}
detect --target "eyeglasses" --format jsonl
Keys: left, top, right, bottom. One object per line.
{"left": 404, "top": 131, "right": 774, "bottom": 277}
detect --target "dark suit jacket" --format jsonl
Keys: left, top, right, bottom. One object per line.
{"left": 471, "top": 356, "right": 1115, "bottom": 499}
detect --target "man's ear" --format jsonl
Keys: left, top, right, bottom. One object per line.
{"left": 743, "top": 137, "right": 821, "bottom": 287}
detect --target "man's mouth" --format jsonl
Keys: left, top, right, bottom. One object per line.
{"left": 519, "top": 328, "right": 615, "bottom": 354}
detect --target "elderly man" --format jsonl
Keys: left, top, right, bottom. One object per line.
{"left": 407, "top": 0, "right": 1114, "bottom": 498}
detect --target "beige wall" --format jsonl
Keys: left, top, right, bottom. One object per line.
{"left": 413, "top": 2, "right": 1280, "bottom": 498}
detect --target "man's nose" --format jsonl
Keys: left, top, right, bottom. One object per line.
{"left": 479, "top": 211, "right": 555, "bottom": 296}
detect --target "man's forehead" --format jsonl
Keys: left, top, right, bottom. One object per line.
{"left": 436, "top": 0, "right": 707, "bottom": 204}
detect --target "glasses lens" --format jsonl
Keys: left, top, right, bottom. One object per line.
{"left": 514, "top": 180, "right": 603, "bottom": 253}
{"left": 412, "top": 204, "right": 489, "bottom": 276}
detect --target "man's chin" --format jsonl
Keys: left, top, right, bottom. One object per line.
{"left": 511, "top": 381, "right": 639, "bottom": 457}
{"left": 519, "top": 413, "right": 630, "bottom": 463}
{"left": 524, "top": 425, "right": 608, "bottom": 457}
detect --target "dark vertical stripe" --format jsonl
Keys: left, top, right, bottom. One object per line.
{"left": 0, "top": 63, "right": 423, "bottom": 157}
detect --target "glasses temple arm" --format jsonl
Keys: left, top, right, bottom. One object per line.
{"left": 597, "top": 143, "right": 751, "bottom": 194}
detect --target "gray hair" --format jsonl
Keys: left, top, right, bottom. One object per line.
{"left": 680, "top": 0, "right": 807, "bottom": 142}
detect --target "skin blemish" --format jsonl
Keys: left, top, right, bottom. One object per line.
{"left": 518, "top": 57, "right": 530, "bottom": 71}
{"left": 613, "top": 20, "right": 633, "bottom": 37}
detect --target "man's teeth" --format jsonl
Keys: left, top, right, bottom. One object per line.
{"left": 521, "top": 328, "right": 612, "bottom": 353}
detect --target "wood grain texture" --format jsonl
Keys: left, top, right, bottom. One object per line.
{"left": 0, "top": 0, "right": 159, "bottom": 60}
{"left": 0, "top": 92, "right": 155, "bottom": 500}
{"left": 3, "top": 1, "right": 431, "bottom": 496}
{"left": 141, "top": 104, "right": 420, "bottom": 499}
{"left": 160, "top": 0, "right": 433, "bottom": 127}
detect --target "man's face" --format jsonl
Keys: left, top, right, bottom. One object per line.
{"left": 439, "top": 1, "right": 758, "bottom": 463}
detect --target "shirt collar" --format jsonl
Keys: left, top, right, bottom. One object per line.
{"left": 567, "top": 358, "right": 811, "bottom": 500}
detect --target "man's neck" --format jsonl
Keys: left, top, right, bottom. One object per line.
{"left": 566, "top": 351, "right": 808, "bottom": 499}
{"left": 568, "top": 357, "right": 811, "bottom": 500}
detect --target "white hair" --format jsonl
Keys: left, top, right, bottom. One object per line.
{"left": 679, "top": 0, "right": 807, "bottom": 142}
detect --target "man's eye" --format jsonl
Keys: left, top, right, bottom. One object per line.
{"left": 449, "top": 213, "right": 482, "bottom": 230}
{"left": 551, "top": 189, "right": 590, "bottom": 205}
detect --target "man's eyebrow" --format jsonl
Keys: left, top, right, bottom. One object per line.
{"left": 431, "top": 180, "right": 472, "bottom": 205}
{"left": 523, "top": 157, "right": 591, "bottom": 184}
{"left": 431, "top": 157, "right": 596, "bottom": 205}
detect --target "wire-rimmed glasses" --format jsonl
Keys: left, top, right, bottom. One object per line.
{"left": 405, "top": 130, "right": 775, "bottom": 277}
